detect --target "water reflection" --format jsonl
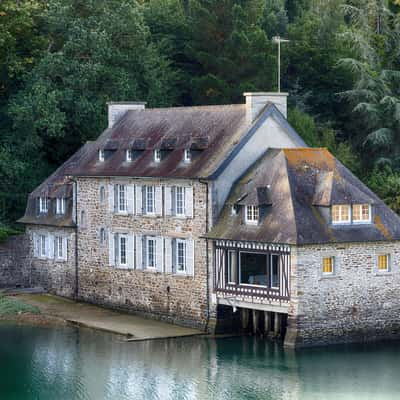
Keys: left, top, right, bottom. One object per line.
{"left": 1, "top": 323, "right": 400, "bottom": 400}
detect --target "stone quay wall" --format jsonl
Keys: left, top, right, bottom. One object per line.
{"left": 285, "top": 241, "right": 400, "bottom": 347}
{"left": 0, "top": 234, "right": 31, "bottom": 288}
{"left": 76, "top": 177, "right": 213, "bottom": 330}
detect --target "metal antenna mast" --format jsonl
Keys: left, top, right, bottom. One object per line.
{"left": 272, "top": 36, "right": 290, "bottom": 93}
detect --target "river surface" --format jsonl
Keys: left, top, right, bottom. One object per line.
{"left": 1, "top": 323, "right": 400, "bottom": 400}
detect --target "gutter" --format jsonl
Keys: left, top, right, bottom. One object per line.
{"left": 73, "top": 178, "right": 79, "bottom": 300}
{"left": 199, "top": 178, "right": 211, "bottom": 333}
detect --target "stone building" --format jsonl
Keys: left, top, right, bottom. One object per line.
{"left": 18, "top": 92, "right": 400, "bottom": 347}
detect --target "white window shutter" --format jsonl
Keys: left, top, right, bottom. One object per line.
{"left": 108, "top": 184, "right": 114, "bottom": 212}
{"left": 136, "top": 235, "right": 143, "bottom": 269}
{"left": 33, "top": 233, "right": 38, "bottom": 257}
{"left": 185, "top": 187, "right": 194, "bottom": 218}
{"left": 155, "top": 236, "right": 164, "bottom": 273}
{"left": 109, "top": 232, "right": 115, "bottom": 266}
{"left": 127, "top": 185, "right": 135, "bottom": 214}
{"left": 48, "top": 234, "right": 54, "bottom": 259}
{"left": 135, "top": 185, "right": 143, "bottom": 215}
{"left": 186, "top": 239, "right": 194, "bottom": 276}
{"left": 127, "top": 234, "right": 134, "bottom": 269}
{"left": 63, "top": 237, "right": 68, "bottom": 261}
{"left": 171, "top": 238, "right": 177, "bottom": 274}
{"left": 155, "top": 186, "right": 163, "bottom": 216}
{"left": 171, "top": 186, "right": 176, "bottom": 216}
{"left": 164, "top": 237, "right": 173, "bottom": 274}
{"left": 164, "top": 186, "right": 172, "bottom": 216}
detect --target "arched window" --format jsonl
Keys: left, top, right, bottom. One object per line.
{"left": 100, "top": 228, "right": 106, "bottom": 244}
{"left": 100, "top": 186, "right": 106, "bottom": 203}
{"left": 80, "top": 210, "right": 86, "bottom": 228}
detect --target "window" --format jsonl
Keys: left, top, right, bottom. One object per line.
{"left": 154, "top": 149, "right": 161, "bottom": 163}
{"left": 118, "top": 184, "right": 127, "bottom": 212}
{"left": 176, "top": 187, "right": 185, "bottom": 216}
{"left": 377, "top": 254, "right": 390, "bottom": 272}
{"left": 146, "top": 186, "right": 155, "bottom": 214}
{"left": 245, "top": 205, "right": 259, "bottom": 224}
{"left": 100, "top": 228, "right": 106, "bottom": 244}
{"left": 176, "top": 240, "right": 186, "bottom": 273}
{"left": 231, "top": 205, "right": 237, "bottom": 215}
{"left": 119, "top": 235, "right": 127, "bottom": 266}
{"left": 39, "top": 197, "right": 48, "bottom": 213}
{"left": 227, "top": 250, "right": 237, "bottom": 283}
{"left": 40, "top": 234, "right": 47, "bottom": 257}
{"left": 352, "top": 204, "right": 371, "bottom": 223}
{"left": 184, "top": 149, "right": 191, "bottom": 163}
{"left": 80, "top": 210, "right": 86, "bottom": 228}
{"left": 240, "top": 252, "right": 267, "bottom": 286}
{"left": 55, "top": 236, "right": 64, "bottom": 259}
{"left": 269, "top": 254, "right": 280, "bottom": 288}
{"left": 331, "top": 205, "right": 350, "bottom": 224}
{"left": 322, "top": 257, "right": 334, "bottom": 275}
{"left": 100, "top": 186, "right": 106, "bottom": 203}
{"left": 147, "top": 237, "right": 156, "bottom": 268}
{"left": 99, "top": 149, "right": 105, "bottom": 162}
{"left": 126, "top": 149, "right": 132, "bottom": 162}
{"left": 56, "top": 198, "right": 65, "bottom": 215}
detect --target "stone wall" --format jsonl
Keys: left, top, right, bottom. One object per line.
{"left": 76, "top": 177, "right": 213, "bottom": 330}
{"left": 286, "top": 241, "right": 400, "bottom": 347}
{"left": 0, "top": 234, "right": 31, "bottom": 288}
{"left": 27, "top": 226, "right": 76, "bottom": 298}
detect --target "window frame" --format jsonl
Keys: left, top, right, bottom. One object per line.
{"left": 100, "top": 228, "right": 106, "bottom": 245}
{"left": 154, "top": 149, "right": 161, "bottom": 163}
{"left": 184, "top": 149, "right": 191, "bottom": 163}
{"left": 56, "top": 198, "right": 65, "bottom": 215}
{"left": 39, "top": 197, "right": 48, "bottom": 213}
{"left": 145, "top": 186, "right": 156, "bottom": 215}
{"left": 55, "top": 236, "right": 64, "bottom": 260}
{"left": 126, "top": 149, "right": 132, "bottom": 162}
{"left": 322, "top": 256, "right": 335, "bottom": 276}
{"left": 245, "top": 205, "right": 259, "bottom": 225}
{"left": 331, "top": 205, "right": 351, "bottom": 225}
{"left": 352, "top": 204, "right": 372, "bottom": 224}
{"left": 40, "top": 234, "right": 47, "bottom": 258}
{"left": 175, "top": 186, "right": 185, "bottom": 216}
{"left": 99, "top": 149, "right": 105, "bottom": 162}
{"left": 377, "top": 253, "right": 390, "bottom": 273}
{"left": 146, "top": 237, "right": 156, "bottom": 269}
{"left": 176, "top": 239, "right": 187, "bottom": 274}
{"left": 99, "top": 186, "right": 106, "bottom": 204}
{"left": 118, "top": 184, "right": 127, "bottom": 213}
{"left": 119, "top": 234, "right": 128, "bottom": 267}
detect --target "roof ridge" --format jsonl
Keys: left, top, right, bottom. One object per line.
{"left": 128, "top": 104, "right": 246, "bottom": 112}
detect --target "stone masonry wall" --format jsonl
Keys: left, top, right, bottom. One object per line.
{"left": 76, "top": 177, "right": 213, "bottom": 330}
{"left": 0, "top": 234, "right": 31, "bottom": 288}
{"left": 27, "top": 226, "right": 76, "bottom": 298}
{"left": 286, "top": 241, "right": 400, "bottom": 347}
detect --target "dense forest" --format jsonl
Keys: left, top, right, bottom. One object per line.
{"left": 1, "top": 0, "right": 400, "bottom": 232}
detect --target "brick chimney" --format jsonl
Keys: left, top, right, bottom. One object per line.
{"left": 244, "top": 92, "right": 288, "bottom": 123}
{"left": 107, "top": 102, "right": 146, "bottom": 128}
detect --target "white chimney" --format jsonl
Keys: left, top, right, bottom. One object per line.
{"left": 107, "top": 102, "right": 146, "bottom": 128}
{"left": 244, "top": 92, "right": 288, "bottom": 123}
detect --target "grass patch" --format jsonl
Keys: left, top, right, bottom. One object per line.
{"left": 0, "top": 296, "right": 40, "bottom": 316}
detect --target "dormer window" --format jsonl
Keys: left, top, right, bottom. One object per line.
{"left": 184, "top": 149, "right": 192, "bottom": 163}
{"left": 245, "top": 205, "right": 259, "bottom": 225}
{"left": 56, "top": 198, "right": 66, "bottom": 215}
{"left": 126, "top": 149, "right": 132, "bottom": 162}
{"left": 39, "top": 197, "right": 48, "bottom": 213}
{"left": 331, "top": 205, "right": 350, "bottom": 225}
{"left": 99, "top": 149, "right": 105, "bottom": 162}
{"left": 352, "top": 204, "right": 371, "bottom": 223}
{"left": 154, "top": 149, "right": 161, "bottom": 163}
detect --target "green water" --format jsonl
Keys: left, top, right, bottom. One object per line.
{"left": 1, "top": 323, "right": 400, "bottom": 400}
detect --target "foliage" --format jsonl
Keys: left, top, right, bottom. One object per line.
{"left": 366, "top": 166, "right": 400, "bottom": 214}
{"left": 0, "top": 295, "right": 40, "bottom": 316}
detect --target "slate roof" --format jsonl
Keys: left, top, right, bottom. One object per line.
{"left": 18, "top": 142, "right": 94, "bottom": 227}
{"left": 69, "top": 104, "right": 250, "bottom": 179}
{"left": 207, "top": 148, "right": 400, "bottom": 245}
